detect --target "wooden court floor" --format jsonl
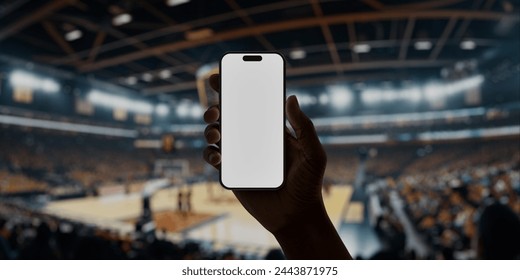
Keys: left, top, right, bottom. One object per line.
{"left": 45, "top": 183, "right": 354, "bottom": 252}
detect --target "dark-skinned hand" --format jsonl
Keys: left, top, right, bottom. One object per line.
{"left": 203, "top": 74, "right": 351, "bottom": 259}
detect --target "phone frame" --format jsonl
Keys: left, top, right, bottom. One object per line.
{"left": 218, "top": 51, "right": 286, "bottom": 190}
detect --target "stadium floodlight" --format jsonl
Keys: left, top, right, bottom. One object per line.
{"left": 352, "top": 43, "right": 371, "bottom": 53}
{"left": 176, "top": 102, "right": 191, "bottom": 117}
{"left": 64, "top": 29, "right": 82, "bottom": 41}
{"left": 87, "top": 90, "right": 153, "bottom": 114}
{"left": 320, "top": 134, "right": 388, "bottom": 145}
{"left": 401, "top": 86, "right": 423, "bottom": 103}
{"left": 0, "top": 115, "right": 137, "bottom": 138}
{"left": 159, "top": 69, "right": 172, "bottom": 79}
{"left": 328, "top": 85, "right": 353, "bottom": 109}
{"left": 312, "top": 107, "right": 485, "bottom": 128}
{"left": 361, "top": 88, "right": 380, "bottom": 105}
{"left": 9, "top": 70, "right": 60, "bottom": 93}
{"left": 112, "top": 13, "right": 132, "bottom": 26}
{"left": 190, "top": 104, "right": 203, "bottom": 118}
{"left": 445, "top": 74, "right": 484, "bottom": 95}
{"left": 64, "top": 29, "right": 83, "bottom": 42}
{"left": 423, "top": 75, "right": 484, "bottom": 103}
{"left": 466, "top": 74, "right": 484, "bottom": 86}
{"left": 155, "top": 104, "right": 170, "bottom": 116}
{"left": 289, "top": 49, "right": 306, "bottom": 60}
{"left": 423, "top": 82, "right": 444, "bottom": 102}
{"left": 166, "top": 0, "right": 190, "bottom": 7}
{"left": 380, "top": 89, "right": 397, "bottom": 102}
{"left": 125, "top": 76, "right": 138, "bottom": 85}
{"left": 319, "top": 93, "right": 329, "bottom": 105}
{"left": 141, "top": 73, "right": 153, "bottom": 82}
{"left": 455, "top": 61, "right": 465, "bottom": 71}
{"left": 41, "top": 79, "right": 60, "bottom": 93}
{"left": 131, "top": 101, "right": 154, "bottom": 114}
{"left": 460, "top": 39, "right": 476, "bottom": 50}
{"left": 414, "top": 40, "right": 432, "bottom": 50}
{"left": 459, "top": 74, "right": 483, "bottom": 89}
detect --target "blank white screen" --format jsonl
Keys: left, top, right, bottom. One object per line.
{"left": 220, "top": 53, "right": 284, "bottom": 188}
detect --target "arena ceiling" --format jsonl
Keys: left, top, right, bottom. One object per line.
{"left": 0, "top": 0, "right": 518, "bottom": 101}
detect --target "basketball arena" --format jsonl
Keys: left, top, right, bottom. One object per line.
{"left": 0, "top": 0, "right": 519, "bottom": 260}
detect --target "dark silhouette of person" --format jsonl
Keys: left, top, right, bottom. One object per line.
{"left": 264, "top": 248, "right": 285, "bottom": 260}
{"left": 18, "top": 222, "right": 59, "bottom": 260}
{"left": 477, "top": 203, "right": 520, "bottom": 259}
{"left": 177, "top": 190, "right": 184, "bottom": 213}
{"left": 185, "top": 188, "right": 192, "bottom": 214}
{"left": 202, "top": 74, "right": 352, "bottom": 260}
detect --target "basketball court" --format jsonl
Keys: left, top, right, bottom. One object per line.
{"left": 45, "top": 182, "right": 355, "bottom": 254}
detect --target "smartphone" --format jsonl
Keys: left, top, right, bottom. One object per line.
{"left": 220, "top": 52, "right": 285, "bottom": 189}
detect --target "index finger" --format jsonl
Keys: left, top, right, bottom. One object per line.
{"left": 204, "top": 105, "right": 220, "bottom": 123}
{"left": 209, "top": 74, "right": 220, "bottom": 93}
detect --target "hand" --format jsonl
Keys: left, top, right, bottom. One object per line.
{"left": 203, "top": 74, "right": 351, "bottom": 259}
{"left": 203, "top": 74, "right": 326, "bottom": 232}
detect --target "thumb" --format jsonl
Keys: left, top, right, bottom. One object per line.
{"left": 286, "top": 95, "right": 325, "bottom": 161}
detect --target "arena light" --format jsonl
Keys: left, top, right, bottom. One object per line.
{"left": 439, "top": 75, "right": 482, "bottom": 96}
{"left": 361, "top": 88, "right": 380, "bottom": 105}
{"left": 319, "top": 93, "right": 329, "bottom": 105}
{"left": 155, "top": 103, "right": 170, "bottom": 116}
{"left": 423, "top": 82, "right": 444, "bottom": 102}
{"left": 0, "top": 115, "right": 137, "bottom": 138}
{"left": 414, "top": 40, "right": 432, "bottom": 50}
{"left": 125, "top": 76, "right": 138, "bottom": 85}
{"left": 190, "top": 104, "right": 203, "bottom": 118}
{"left": 320, "top": 134, "right": 388, "bottom": 145}
{"left": 380, "top": 88, "right": 398, "bottom": 102}
{"left": 328, "top": 85, "right": 353, "bottom": 109}
{"left": 362, "top": 85, "right": 423, "bottom": 105}
{"left": 64, "top": 29, "right": 82, "bottom": 41}
{"left": 176, "top": 102, "right": 191, "bottom": 117}
{"left": 169, "top": 124, "right": 205, "bottom": 134}
{"left": 141, "top": 73, "right": 153, "bottom": 82}
{"left": 289, "top": 49, "right": 306, "bottom": 60}
{"left": 313, "top": 107, "right": 486, "bottom": 128}
{"left": 132, "top": 101, "right": 154, "bottom": 114}
{"left": 480, "top": 125, "right": 520, "bottom": 138}
{"left": 352, "top": 43, "right": 371, "bottom": 53}
{"left": 9, "top": 70, "right": 60, "bottom": 93}
{"left": 166, "top": 0, "right": 190, "bottom": 6}
{"left": 419, "top": 130, "right": 474, "bottom": 141}
{"left": 445, "top": 75, "right": 484, "bottom": 95}
{"left": 87, "top": 90, "right": 153, "bottom": 114}
{"left": 159, "top": 69, "right": 172, "bottom": 79}
{"left": 159, "top": 106, "right": 488, "bottom": 135}
{"left": 423, "top": 75, "right": 484, "bottom": 103}
{"left": 401, "top": 86, "right": 423, "bottom": 103}
{"left": 460, "top": 39, "right": 476, "bottom": 50}
{"left": 41, "top": 79, "right": 60, "bottom": 93}
{"left": 112, "top": 13, "right": 132, "bottom": 26}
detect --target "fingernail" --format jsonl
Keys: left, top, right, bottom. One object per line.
{"left": 290, "top": 95, "right": 300, "bottom": 108}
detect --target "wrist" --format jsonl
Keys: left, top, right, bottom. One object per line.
{"left": 272, "top": 202, "right": 329, "bottom": 239}
{"left": 272, "top": 202, "right": 351, "bottom": 260}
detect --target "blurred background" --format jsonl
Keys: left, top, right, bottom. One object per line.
{"left": 0, "top": 0, "right": 519, "bottom": 260}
